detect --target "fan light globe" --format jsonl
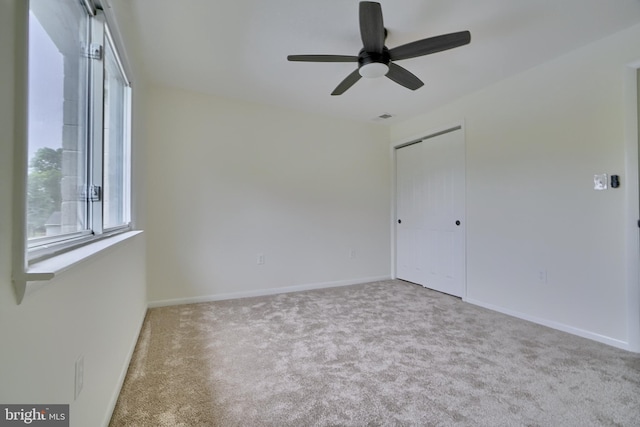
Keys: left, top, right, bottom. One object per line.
{"left": 359, "top": 62, "right": 389, "bottom": 78}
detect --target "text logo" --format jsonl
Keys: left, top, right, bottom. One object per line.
{"left": 0, "top": 405, "right": 68, "bottom": 427}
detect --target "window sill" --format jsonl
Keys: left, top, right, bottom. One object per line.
{"left": 13, "top": 230, "right": 143, "bottom": 304}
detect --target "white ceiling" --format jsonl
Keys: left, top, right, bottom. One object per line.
{"left": 127, "top": 0, "right": 640, "bottom": 125}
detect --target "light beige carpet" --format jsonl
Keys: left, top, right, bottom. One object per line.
{"left": 110, "top": 280, "right": 640, "bottom": 426}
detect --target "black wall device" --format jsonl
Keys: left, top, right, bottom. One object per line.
{"left": 611, "top": 175, "right": 620, "bottom": 188}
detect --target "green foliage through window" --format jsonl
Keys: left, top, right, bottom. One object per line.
{"left": 27, "top": 147, "right": 62, "bottom": 237}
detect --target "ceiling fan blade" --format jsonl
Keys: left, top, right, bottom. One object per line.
{"left": 359, "top": 2, "right": 385, "bottom": 53}
{"left": 389, "top": 31, "right": 471, "bottom": 61}
{"left": 386, "top": 62, "right": 424, "bottom": 91}
{"left": 288, "top": 55, "right": 359, "bottom": 62}
{"left": 331, "top": 69, "right": 362, "bottom": 95}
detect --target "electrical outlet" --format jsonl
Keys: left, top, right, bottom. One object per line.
{"left": 257, "top": 253, "right": 265, "bottom": 265}
{"left": 349, "top": 249, "right": 356, "bottom": 259}
{"left": 75, "top": 356, "right": 84, "bottom": 400}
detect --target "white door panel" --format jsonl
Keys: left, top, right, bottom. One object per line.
{"left": 396, "top": 142, "right": 424, "bottom": 284}
{"left": 395, "top": 128, "right": 465, "bottom": 297}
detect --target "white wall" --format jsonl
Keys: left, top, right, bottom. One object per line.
{"left": 0, "top": 1, "right": 148, "bottom": 426}
{"left": 391, "top": 24, "right": 640, "bottom": 351}
{"left": 146, "top": 86, "right": 391, "bottom": 304}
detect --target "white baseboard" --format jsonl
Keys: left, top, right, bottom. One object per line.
{"left": 148, "top": 276, "right": 392, "bottom": 308}
{"left": 464, "top": 297, "right": 635, "bottom": 353}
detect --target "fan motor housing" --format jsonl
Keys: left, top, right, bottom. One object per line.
{"left": 358, "top": 48, "right": 390, "bottom": 67}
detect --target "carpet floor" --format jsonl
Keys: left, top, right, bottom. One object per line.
{"left": 109, "top": 280, "right": 640, "bottom": 426}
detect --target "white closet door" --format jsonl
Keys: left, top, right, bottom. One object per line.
{"left": 395, "top": 128, "right": 465, "bottom": 297}
{"left": 396, "top": 142, "right": 426, "bottom": 285}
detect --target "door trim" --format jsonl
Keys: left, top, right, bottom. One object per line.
{"left": 391, "top": 121, "right": 467, "bottom": 297}
{"left": 624, "top": 60, "right": 640, "bottom": 352}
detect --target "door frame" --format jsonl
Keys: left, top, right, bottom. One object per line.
{"left": 624, "top": 59, "right": 640, "bottom": 352}
{"left": 391, "top": 121, "right": 467, "bottom": 298}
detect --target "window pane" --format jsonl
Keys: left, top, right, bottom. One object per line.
{"left": 103, "top": 36, "right": 130, "bottom": 229}
{"left": 27, "top": 0, "right": 89, "bottom": 240}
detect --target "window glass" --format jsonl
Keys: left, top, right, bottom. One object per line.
{"left": 103, "top": 35, "right": 130, "bottom": 229}
{"left": 27, "top": 0, "right": 89, "bottom": 241}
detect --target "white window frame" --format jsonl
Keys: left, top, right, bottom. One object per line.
{"left": 12, "top": 0, "right": 138, "bottom": 304}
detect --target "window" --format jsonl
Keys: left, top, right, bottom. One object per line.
{"left": 26, "top": 0, "right": 131, "bottom": 262}
{"left": 103, "top": 28, "right": 131, "bottom": 230}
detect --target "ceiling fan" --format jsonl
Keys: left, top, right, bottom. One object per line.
{"left": 287, "top": 1, "right": 471, "bottom": 95}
